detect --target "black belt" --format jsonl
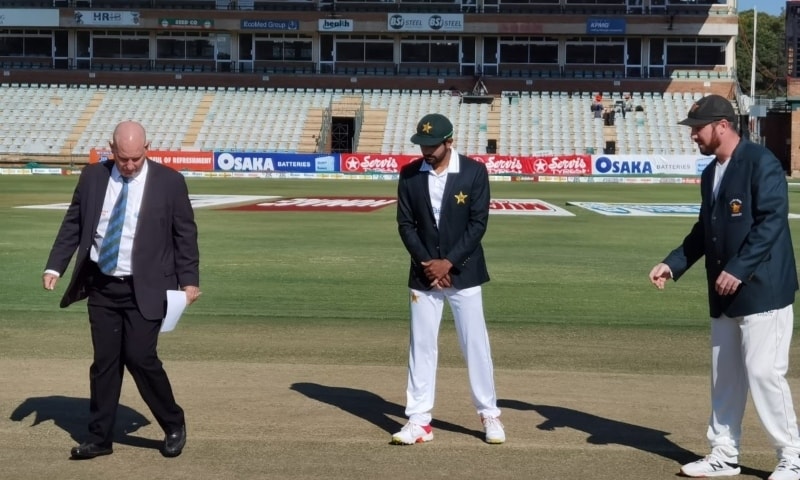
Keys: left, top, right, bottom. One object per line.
{"left": 108, "top": 275, "right": 132, "bottom": 282}
{"left": 91, "top": 262, "right": 132, "bottom": 282}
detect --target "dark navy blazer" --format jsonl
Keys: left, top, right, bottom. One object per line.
{"left": 45, "top": 159, "right": 200, "bottom": 320}
{"left": 664, "top": 139, "right": 797, "bottom": 318}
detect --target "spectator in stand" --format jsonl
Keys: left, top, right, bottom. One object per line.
{"left": 592, "top": 94, "right": 604, "bottom": 119}
{"left": 602, "top": 106, "right": 616, "bottom": 126}
{"left": 624, "top": 93, "right": 633, "bottom": 113}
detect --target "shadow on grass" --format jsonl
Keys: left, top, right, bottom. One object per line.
{"left": 9, "top": 395, "right": 161, "bottom": 451}
{"left": 498, "top": 399, "right": 770, "bottom": 479}
{"left": 290, "top": 383, "right": 483, "bottom": 441}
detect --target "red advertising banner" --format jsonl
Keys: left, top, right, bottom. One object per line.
{"left": 89, "top": 149, "right": 214, "bottom": 172}
{"left": 340, "top": 154, "right": 417, "bottom": 173}
{"left": 471, "top": 154, "right": 592, "bottom": 176}
{"left": 86, "top": 150, "right": 592, "bottom": 176}
{"left": 341, "top": 153, "right": 592, "bottom": 175}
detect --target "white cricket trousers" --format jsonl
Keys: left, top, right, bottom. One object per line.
{"left": 404, "top": 285, "right": 501, "bottom": 425}
{"left": 708, "top": 304, "right": 800, "bottom": 462}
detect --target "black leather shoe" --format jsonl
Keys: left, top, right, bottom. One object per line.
{"left": 70, "top": 442, "right": 113, "bottom": 460}
{"left": 162, "top": 425, "right": 186, "bottom": 457}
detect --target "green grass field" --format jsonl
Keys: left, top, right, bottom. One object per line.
{"left": 3, "top": 175, "right": 797, "bottom": 369}
{"left": 5, "top": 174, "right": 800, "bottom": 479}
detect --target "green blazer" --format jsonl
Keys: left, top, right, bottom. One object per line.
{"left": 397, "top": 153, "right": 491, "bottom": 291}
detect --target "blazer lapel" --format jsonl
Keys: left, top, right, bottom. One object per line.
{"left": 441, "top": 172, "right": 457, "bottom": 218}
{"left": 715, "top": 159, "right": 737, "bottom": 207}
{"left": 440, "top": 154, "right": 463, "bottom": 219}
{"left": 707, "top": 167, "right": 716, "bottom": 209}
{"left": 91, "top": 163, "right": 114, "bottom": 232}
{"left": 134, "top": 160, "right": 156, "bottom": 244}
{"left": 415, "top": 162, "right": 436, "bottom": 224}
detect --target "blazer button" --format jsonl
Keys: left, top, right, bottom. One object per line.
{"left": 716, "top": 260, "right": 721, "bottom": 265}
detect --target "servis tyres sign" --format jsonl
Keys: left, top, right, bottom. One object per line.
{"left": 338, "top": 154, "right": 594, "bottom": 175}
{"left": 340, "top": 154, "right": 417, "bottom": 173}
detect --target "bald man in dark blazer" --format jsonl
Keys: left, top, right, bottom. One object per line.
{"left": 43, "top": 121, "right": 200, "bottom": 460}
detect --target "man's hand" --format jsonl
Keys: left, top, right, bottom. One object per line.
{"left": 183, "top": 286, "right": 202, "bottom": 305}
{"left": 42, "top": 272, "right": 59, "bottom": 291}
{"left": 648, "top": 263, "right": 672, "bottom": 290}
{"left": 432, "top": 273, "right": 452, "bottom": 289}
{"left": 422, "top": 259, "right": 452, "bottom": 288}
{"left": 715, "top": 271, "right": 742, "bottom": 296}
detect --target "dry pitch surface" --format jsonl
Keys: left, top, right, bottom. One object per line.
{"left": 1, "top": 325, "right": 790, "bottom": 480}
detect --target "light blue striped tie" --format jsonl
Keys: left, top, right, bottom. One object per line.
{"left": 97, "top": 177, "right": 129, "bottom": 275}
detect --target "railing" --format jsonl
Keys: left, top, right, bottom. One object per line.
{"left": 351, "top": 98, "right": 365, "bottom": 153}
{"left": 318, "top": 103, "right": 332, "bottom": 153}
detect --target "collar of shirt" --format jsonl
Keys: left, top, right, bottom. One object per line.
{"left": 98, "top": 160, "right": 147, "bottom": 276}
{"left": 712, "top": 158, "right": 730, "bottom": 199}
{"left": 111, "top": 159, "right": 148, "bottom": 184}
{"left": 419, "top": 149, "right": 461, "bottom": 175}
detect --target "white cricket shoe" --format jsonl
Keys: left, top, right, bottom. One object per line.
{"left": 391, "top": 422, "right": 433, "bottom": 445}
{"left": 770, "top": 457, "right": 800, "bottom": 480}
{"left": 680, "top": 454, "right": 741, "bottom": 477}
{"left": 481, "top": 415, "right": 505, "bottom": 444}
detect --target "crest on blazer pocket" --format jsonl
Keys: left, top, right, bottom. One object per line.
{"left": 728, "top": 198, "right": 743, "bottom": 217}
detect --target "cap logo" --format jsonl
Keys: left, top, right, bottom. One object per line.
{"left": 421, "top": 122, "right": 433, "bottom": 134}
{"left": 690, "top": 103, "right": 700, "bottom": 114}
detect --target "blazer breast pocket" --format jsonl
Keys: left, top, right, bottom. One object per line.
{"left": 721, "top": 193, "right": 746, "bottom": 222}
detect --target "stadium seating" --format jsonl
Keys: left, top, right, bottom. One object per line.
{"left": 616, "top": 91, "right": 703, "bottom": 155}
{"left": 0, "top": 83, "right": 96, "bottom": 156}
{"left": 499, "top": 91, "right": 606, "bottom": 156}
{"left": 0, "top": 84, "right": 712, "bottom": 158}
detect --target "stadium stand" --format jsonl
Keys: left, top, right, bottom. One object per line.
{"left": 0, "top": 83, "right": 721, "bottom": 158}
{"left": 0, "top": 0, "right": 745, "bottom": 163}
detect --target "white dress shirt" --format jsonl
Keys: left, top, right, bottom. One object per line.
{"left": 91, "top": 161, "right": 147, "bottom": 276}
{"left": 420, "top": 148, "right": 461, "bottom": 227}
{"left": 712, "top": 157, "right": 730, "bottom": 200}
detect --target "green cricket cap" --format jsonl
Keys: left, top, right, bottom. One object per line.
{"left": 410, "top": 113, "right": 454, "bottom": 146}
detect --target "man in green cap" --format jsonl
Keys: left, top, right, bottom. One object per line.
{"left": 393, "top": 113, "right": 504, "bottom": 446}
{"left": 649, "top": 94, "right": 800, "bottom": 479}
